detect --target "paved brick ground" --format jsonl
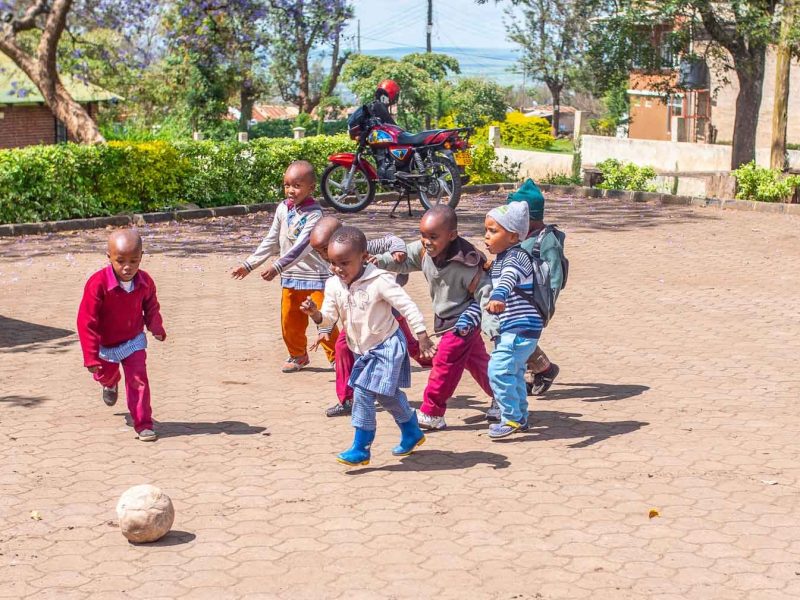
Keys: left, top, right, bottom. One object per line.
{"left": 1, "top": 192, "right": 800, "bottom": 599}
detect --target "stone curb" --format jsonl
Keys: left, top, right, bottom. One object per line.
{"left": 2, "top": 181, "right": 797, "bottom": 237}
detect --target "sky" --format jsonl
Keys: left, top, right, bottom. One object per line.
{"left": 344, "top": 0, "right": 519, "bottom": 53}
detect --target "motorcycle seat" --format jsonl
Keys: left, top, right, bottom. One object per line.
{"left": 397, "top": 129, "right": 445, "bottom": 145}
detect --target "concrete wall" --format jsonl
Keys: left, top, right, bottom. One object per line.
{"left": 495, "top": 148, "right": 574, "bottom": 180}
{"left": 581, "top": 134, "right": 800, "bottom": 172}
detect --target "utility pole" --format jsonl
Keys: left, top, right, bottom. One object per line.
{"left": 357, "top": 19, "right": 361, "bottom": 54}
{"left": 771, "top": 0, "right": 796, "bottom": 170}
{"left": 426, "top": 0, "right": 433, "bottom": 53}
{"left": 425, "top": 0, "right": 433, "bottom": 128}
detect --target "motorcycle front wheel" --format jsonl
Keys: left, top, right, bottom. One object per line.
{"left": 415, "top": 156, "right": 462, "bottom": 210}
{"left": 321, "top": 163, "right": 376, "bottom": 213}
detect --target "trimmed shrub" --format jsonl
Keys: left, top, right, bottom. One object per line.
{"left": 596, "top": 159, "right": 657, "bottom": 192}
{"left": 0, "top": 136, "right": 355, "bottom": 224}
{"left": 466, "top": 143, "right": 521, "bottom": 185}
{"left": 475, "top": 112, "right": 554, "bottom": 150}
{"left": 733, "top": 161, "right": 800, "bottom": 203}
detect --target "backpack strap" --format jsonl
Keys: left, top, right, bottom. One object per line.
{"left": 466, "top": 268, "right": 482, "bottom": 296}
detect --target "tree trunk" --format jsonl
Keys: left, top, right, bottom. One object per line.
{"left": 43, "top": 79, "right": 104, "bottom": 143}
{"left": 548, "top": 83, "right": 562, "bottom": 138}
{"left": 239, "top": 82, "right": 255, "bottom": 133}
{"left": 731, "top": 52, "right": 766, "bottom": 170}
{"left": 770, "top": 0, "right": 796, "bottom": 170}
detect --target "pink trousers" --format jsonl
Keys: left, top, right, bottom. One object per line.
{"left": 335, "top": 315, "right": 430, "bottom": 404}
{"left": 420, "top": 329, "right": 493, "bottom": 417}
{"left": 93, "top": 350, "right": 153, "bottom": 432}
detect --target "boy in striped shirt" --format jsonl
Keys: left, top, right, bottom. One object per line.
{"left": 484, "top": 202, "right": 543, "bottom": 439}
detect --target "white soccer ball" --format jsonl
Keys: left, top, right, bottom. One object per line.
{"left": 116, "top": 484, "right": 175, "bottom": 543}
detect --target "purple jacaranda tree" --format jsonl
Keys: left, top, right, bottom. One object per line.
{"left": 0, "top": 0, "right": 159, "bottom": 143}
{"left": 168, "top": 0, "right": 272, "bottom": 131}
{"left": 265, "top": 0, "right": 353, "bottom": 114}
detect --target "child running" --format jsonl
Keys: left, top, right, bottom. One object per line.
{"left": 232, "top": 160, "right": 338, "bottom": 372}
{"left": 484, "top": 201, "right": 544, "bottom": 439}
{"left": 300, "top": 226, "right": 434, "bottom": 465}
{"left": 77, "top": 229, "right": 166, "bottom": 442}
{"left": 374, "top": 205, "right": 497, "bottom": 430}
{"left": 309, "top": 215, "right": 427, "bottom": 418}
{"left": 507, "top": 179, "right": 565, "bottom": 395}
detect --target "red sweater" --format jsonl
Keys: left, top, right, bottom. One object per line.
{"left": 77, "top": 265, "right": 166, "bottom": 368}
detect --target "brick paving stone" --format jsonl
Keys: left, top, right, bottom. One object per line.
{"left": 2, "top": 193, "right": 800, "bottom": 598}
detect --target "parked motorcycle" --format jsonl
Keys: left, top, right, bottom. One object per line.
{"left": 321, "top": 106, "right": 472, "bottom": 215}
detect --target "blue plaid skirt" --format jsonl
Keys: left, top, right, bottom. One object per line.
{"left": 348, "top": 328, "right": 411, "bottom": 397}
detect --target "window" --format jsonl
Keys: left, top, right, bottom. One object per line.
{"left": 669, "top": 95, "right": 683, "bottom": 117}
{"left": 55, "top": 119, "right": 67, "bottom": 143}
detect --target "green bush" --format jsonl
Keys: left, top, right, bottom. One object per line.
{"left": 733, "top": 161, "right": 800, "bottom": 203}
{"left": 475, "top": 112, "right": 554, "bottom": 151}
{"left": 0, "top": 136, "right": 355, "bottom": 223}
{"left": 596, "top": 159, "right": 657, "bottom": 192}
{"left": 465, "top": 143, "right": 521, "bottom": 185}
{"left": 541, "top": 172, "right": 581, "bottom": 186}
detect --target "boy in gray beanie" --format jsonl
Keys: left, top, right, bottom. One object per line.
{"left": 484, "top": 201, "right": 543, "bottom": 438}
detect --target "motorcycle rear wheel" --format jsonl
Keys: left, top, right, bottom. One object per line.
{"left": 321, "top": 163, "right": 376, "bottom": 213}
{"left": 415, "top": 156, "right": 462, "bottom": 210}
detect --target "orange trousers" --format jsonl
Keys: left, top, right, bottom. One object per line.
{"left": 281, "top": 287, "right": 337, "bottom": 362}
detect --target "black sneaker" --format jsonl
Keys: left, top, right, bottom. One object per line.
{"left": 529, "top": 364, "right": 560, "bottom": 396}
{"left": 326, "top": 400, "right": 352, "bottom": 417}
{"left": 102, "top": 384, "right": 118, "bottom": 406}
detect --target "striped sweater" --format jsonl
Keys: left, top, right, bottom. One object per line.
{"left": 242, "top": 197, "right": 329, "bottom": 289}
{"left": 489, "top": 246, "right": 543, "bottom": 337}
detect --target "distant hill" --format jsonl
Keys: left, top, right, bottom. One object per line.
{"left": 361, "top": 46, "right": 522, "bottom": 86}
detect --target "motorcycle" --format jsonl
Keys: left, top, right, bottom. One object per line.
{"left": 320, "top": 106, "right": 472, "bottom": 215}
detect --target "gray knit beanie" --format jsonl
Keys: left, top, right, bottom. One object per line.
{"left": 487, "top": 202, "right": 529, "bottom": 239}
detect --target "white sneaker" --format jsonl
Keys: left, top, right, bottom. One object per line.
{"left": 417, "top": 410, "right": 447, "bottom": 430}
{"left": 138, "top": 429, "right": 157, "bottom": 442}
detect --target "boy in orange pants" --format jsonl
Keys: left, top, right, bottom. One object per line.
{"left": 232, "top": 161, "right": 337, "bottom": 371}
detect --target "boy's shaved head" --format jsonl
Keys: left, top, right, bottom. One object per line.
{"left": 421, "top": 204, "right": 458, "bottom": 232}
{"left": 286, "top": 160, "right": 316, "bottom": 184}
{"left": 107, "top": 229, "right": 142, "bottom": 254}
{"left": 330, "top": 225, "right": 367, "bottom": 254}
{"left": 310, "top": 215, "right": 342, "bottom": 247}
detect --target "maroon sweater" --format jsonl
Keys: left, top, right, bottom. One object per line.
{"left": 77, "top": 265, "right": 166, "bottom": 368}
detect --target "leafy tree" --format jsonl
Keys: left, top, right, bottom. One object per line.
{"left": 589, "top": 1, "right": 782, "bottom": 169}
{"left": 449, "top": 77, "right": 509, "bottom": 128}
{"left": 506, "top": 0, "right": 598, "bottom": 137}
{"left": 265, "top": 0, "right": 353, "bottom": 115}
{"left": 0, "top": 0, "right": 159, "bottom": 143}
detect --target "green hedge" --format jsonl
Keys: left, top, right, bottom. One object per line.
{"left": 0, "top": 136, "right": 355, "bottom": 224}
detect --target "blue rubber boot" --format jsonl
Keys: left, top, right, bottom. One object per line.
{"left": 392, "top": 411, "right": 426, "bottom": 456}
{"left": 337, "top": 427, "right": 375, "bottom": 466}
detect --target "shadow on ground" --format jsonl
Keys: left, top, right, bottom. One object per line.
{"left": 0, "top": 315, "right": 74, "bottom": 349}
{"left": 0, "top": 395, "right": 49, "bottom": 408}
{"left": 540, "top": 382, "right": 650, "bottom": 403}
{"left": 118, "top": 414, "right": 267, "bottom": 438}
{"left": 346, "top": 449, "right": 510, "bottom": 474}
{"left": 130, "top": 530, "right": 196, "bottom": 547}
{"left": 492, "top": 410, "right": 648, "bottom": 448}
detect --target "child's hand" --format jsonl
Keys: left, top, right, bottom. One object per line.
{"left": 309, "top": 332, "right": 330, "bottom": 352}
{"left": 231, "top": 265, "right": 250, "bottom": 279}
{"left": 366, "top": 255, "right": 379, "bottom": 265}
{"left": 154, "top": 334, "right": 166, "bottom": 341}
{"left": 487, "top": 300, "right": 506, "bottom": 314}
{"left": 87, "top": 365, "right": 100, "bottom": 373}
{"left": 417, "top": 332, "right": 436, "bottom": 359}
{"left": 299, "top": 298, "right": 318, "bottom": 315}
{"left": 455, "top": 325, "right": 473, "bottom": 337}
{"left": 391, "top": 251, "right": 407, "bottom": 263}
{"left": 261, "top": 265, "right": 278, "bottom": 281}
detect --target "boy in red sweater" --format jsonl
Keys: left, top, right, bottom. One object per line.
{"left": 77, "top": 229, "right": 166, "bottom": 441}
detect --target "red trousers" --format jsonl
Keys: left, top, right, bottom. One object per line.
{"left": 420, "top": 328, "right": 493, "bottom": 417}
{"left": 93, "top": 350, "right": 153, "bottom": 433}
{"left": 335, "top": 315, "right": 430, "bottom": 404}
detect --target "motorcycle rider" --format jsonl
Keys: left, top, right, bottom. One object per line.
{"left": 365, "top": 79, "right": 399, "bottom": 126}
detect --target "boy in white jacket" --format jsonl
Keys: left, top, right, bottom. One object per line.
{"left": 301, "top": 226, "right": 435, "bottom": 466}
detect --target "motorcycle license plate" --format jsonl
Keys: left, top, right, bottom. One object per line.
{"left": 454, "top": 150, "right": 472, "bottom": 166}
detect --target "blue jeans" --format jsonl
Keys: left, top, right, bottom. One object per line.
{"left": 351, "top": 387, "right": 414, "bottom": 431}
{"left": 488, "top": 332, "right": 539, "bottom": 424}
